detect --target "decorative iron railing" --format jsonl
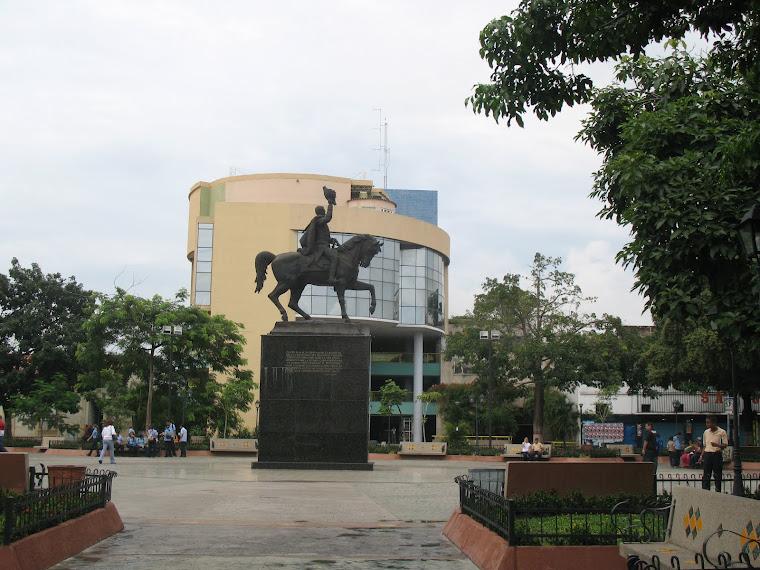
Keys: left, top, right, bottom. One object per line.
{"left": 3, "top": 468, "right": 117, "bottom": 545}
{"left": 656, "top": 472, "right": 760, "bottom": 497}
{"left": 454, "top": 475, "right": 669, "bottom": 546}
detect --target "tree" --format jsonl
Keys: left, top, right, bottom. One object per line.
{"left": 446, "top": 253, "right": 640, "bottom": 440}
{"left": 524, "top": 387, "right": 578, "bottom": 442}
{"left": 416, "top": 390, "right": 442, "bottom": 442}
{"left": 377, "top": 379, "right": 406, "bottom": 443}
{"left": 0, "top": 259, "right": 93, "bottom": 438}
{"left": 12, "top": 375, "right": 81, "bottom": 437}
{"left": 466, "top": 1, "right": 760, "bottom": 127}
{"left": 78, "top": 288, "right": 255, "bottom": 433}
{"left": 217, "top": 369, "right": 255, "bottom": 438}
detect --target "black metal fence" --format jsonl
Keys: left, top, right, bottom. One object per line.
{"left": 454, "top": 475, "right": 668, "bottom": 546}
{"left": 3, "top": 468, "right": 117, "bottom": 545}
{"left": 656, "top": 472, "right": 760, "bottom": 496}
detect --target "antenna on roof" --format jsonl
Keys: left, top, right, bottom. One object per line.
{"left": 372, "top": 109, "right": 390, "bottom": 190}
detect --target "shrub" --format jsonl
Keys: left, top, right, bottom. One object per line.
{"left": 368, "top": 444, "right": 400, "bottom": 454}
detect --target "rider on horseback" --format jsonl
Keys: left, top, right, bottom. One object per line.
{"left": 298, "top": 186, "right": 339, "bottom": 285}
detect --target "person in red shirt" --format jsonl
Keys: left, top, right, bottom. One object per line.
{"left": 0, "top": 415, "right": 8, "bottom": 452}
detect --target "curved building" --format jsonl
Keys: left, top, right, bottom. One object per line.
{"left": 187, "top": 173, "right": 450, "bottom": 442}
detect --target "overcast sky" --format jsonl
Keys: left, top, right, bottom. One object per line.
{"left": 0, "top": 1, "right": 653, "bottom": 326}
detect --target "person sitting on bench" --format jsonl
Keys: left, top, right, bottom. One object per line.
{"left": 530, "top": 438, "right": 545, "bottom": 460}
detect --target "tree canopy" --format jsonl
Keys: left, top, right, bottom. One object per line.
{"left": 445, "top": 253, "right": 644, "bottom": 440}
{"left": 467, "top": 0, "right": 760, "bottom": 126}
{"left": 77, "top": 288, "right": 255, "bottom": 434}
{"left": 0, "top": 259, "right": 93, "bottom": 437}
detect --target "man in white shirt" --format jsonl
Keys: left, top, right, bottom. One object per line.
{"left": 699, "top": 415, "right": 728, "bottom": 492}
{"left": 99, "top": 419, "right": 117, "bottom": 465}
{"left": 178, "top": 424, "right": 188, "bottom": 457}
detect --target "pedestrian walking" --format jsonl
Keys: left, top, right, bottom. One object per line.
{"left": 99, "top": 420, "right": 117, "bottom": 465}
{"left": 86, "top": 424, "right": 100, "bottom": 456}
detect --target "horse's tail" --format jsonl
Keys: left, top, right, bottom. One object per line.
{"left": 254, "top": 251, "right": 277, "bottom": 293}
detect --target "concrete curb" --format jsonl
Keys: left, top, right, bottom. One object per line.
{"left": 0, "top": 502, "right": 123, "bottom": 570}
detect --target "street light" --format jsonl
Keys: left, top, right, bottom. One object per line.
{"left": 479, "top": 330, "right": 500, "bottom": 448}
{"left": 255, "top": 400, "right": 261, "bottom": 431}
{"left": 672, "top": 399, "right": 681, "bottom": 433}
{"left": 707, "top": 306, "right": 743, "bottom": 496}
{"left": 469, "top": 393, "right": 485, "bottom": 454}
{"left": 578, "top": 403, "right": 583, "bottom": 446}
{"left": 161, "top": 325, "right": 183, "bottom": 423}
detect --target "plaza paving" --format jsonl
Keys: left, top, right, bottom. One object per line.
{"left": 44, "top": 454, "right": 481, "bottom": 569}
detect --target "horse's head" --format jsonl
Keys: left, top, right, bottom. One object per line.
{"left": 359, "top": 237, "right": 382, "bottom": 268}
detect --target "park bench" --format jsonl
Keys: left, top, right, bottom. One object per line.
{"left": 606, "top": 443, "right": 636, "bottom": 461}
{"left": 502, "top": 443, "right": 552, "bottom": 461}
{"left": 209, "top": 438, "right": 258, "bottom": 453}
{"left": 398, "top": 442, "right": 447, "bottom": 456}
{"left": 620, "top": 486, "right": 760, "bottom": 569}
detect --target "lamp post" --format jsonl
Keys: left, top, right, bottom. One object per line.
{"left": 707, "top": 307, "right": 743, "bottom": 496}
{"left": 578, "top": 403, "right": 583, "bottom": 446}
{"left": 161, "top": 325, "right": 183, "bottom": 423}
{"left": 255, "top": 400, "right": 260, "bottom": 432}
{"left": 479, "top": 330, "right": 500, "bottom": 448}
{"left": 469, "top": 393, "right": 485, "bottom": 455}
{"left": 672, "top": 399, "right": 681, "bottom": 434}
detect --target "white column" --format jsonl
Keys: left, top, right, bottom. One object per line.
{"left": 413, "top": 332, "right": 423, "bottom": 442}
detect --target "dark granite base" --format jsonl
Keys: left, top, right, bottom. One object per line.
{"left": 252, "top": 461, "right": 374, "bottom": 471}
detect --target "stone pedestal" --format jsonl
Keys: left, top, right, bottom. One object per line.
{"left": 253, "top": 320, "right": 373, "bottom": 470}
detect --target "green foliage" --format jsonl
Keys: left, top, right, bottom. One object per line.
{"left": 466, "top": 1, "right": 760, "bottom": 126}
{"left": 377, "top": 379, "right": 406, "bottom": 417}
{"left": 368, "top": 444, "right": 400, "bottom": 454}
{"left": 77, "top": 288, "right": 255, "bottom": 434}
{"left": 446, "top": 254, "right": 639, "bottom": 438}
{"left": 0, "top": 259, "right": 93, "bottom": 437}
{"left": 524, "top": 388, "right": 578, "bottom": 441}
{"left": 12, "top": 375, "right": 81, "bottom": 436}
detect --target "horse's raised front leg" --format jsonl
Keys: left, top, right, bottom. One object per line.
{"left": 350, "top": 280, "right": 376, "bottom": 315}
{"left": 268, "top": 282, "right": 291, "bottom": 322}
{"left": 288, "top": 283, "right": 312, "bottom": 320}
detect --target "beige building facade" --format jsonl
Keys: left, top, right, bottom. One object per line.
{"left": 187, "top": 173, "right": 450, "bottom": 441}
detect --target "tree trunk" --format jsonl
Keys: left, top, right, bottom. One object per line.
{"left": 533, "top": 382, "right": 545, "bottom": 441}
{"left": 145, "top": 348, "right": 155, "bottom": 433}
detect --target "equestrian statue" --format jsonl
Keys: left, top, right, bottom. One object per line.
{"left": 254, "top": 186, "right": 383, "bottom": 323}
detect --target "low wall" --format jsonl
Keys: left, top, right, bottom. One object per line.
{"left": 443, "top": 507, "right": 625, "bottom": 570}
{"left": 505, "top": 462, "right": 655, "bottom": 497}
{"left": 0, "top": 502, "right": 123, "bottom": 570}
{"left": 0, "top": 453, "right": 29, "bottom": 493}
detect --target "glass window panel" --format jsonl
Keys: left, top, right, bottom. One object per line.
{"left": 370, "top": 267, "right": 383, "bottom": 281}
{"left": 416, "top": 248, "right": 426, "bottom": 265}
{"left": 199, "top": 223, "right": 213, "bottom": 230}
{"left": 401, "top": 307, "right": 415, "bottom": 324}
{"left": 416, "top": 308, "right": 426, "bottom": 323}
{"left": 311, "top": 295, "right": 327, "bottom": 315}
{"left": 356, "top": 299, "right": 370, "bottom": 318}
{"left": 401, "top": 248, "right": 417, "bottom": 265}
{"left": 299, "top": 296, "right": 312, "bottom": 314}
{"left": 400, "top": 265, "right": 414, "bottom": 277}
{"left": 358, "top": 266, "right": 369, "bottom": 280}
{"left": 194, "top": 291, "right": 210, "bottom": 305}
{"left": 382, "top": 285, "right": 396, "bottom": 301}
{"left": 401, "top": 276, "right": 414, "bottom": 289}
{"left": 196, "top": 273, "right": 212, "bottom": 291}
{"left": 416, "top": 277, "right": 425, "bottom": 289}
{"left": 416, "top": 290, "right": 426, "bottom": 306}
{"left": 197, "top": 248, "right": 212, "bottom": 262}
{"left": 383, "top": 257, "right": 396, "bottom": 270}
{"left": 401, "top": 289, "right": 415, "bottom": 305}
{"left": 326, "top": 296, "right": 340, "bottom": 316}
{"left": 198, "top": 229, "right": 213, "bottom": 248}
{"left": 427, "top": 249, "right": 434, "bottom": 266}
{"left": 383, "top": 301, "right": 395, "bottom": 319}
{"left": 196, "top": 261, "right": 212, "bottom": 273}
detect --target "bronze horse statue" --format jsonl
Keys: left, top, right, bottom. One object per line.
{"left": 255, "top": 234, "right": 383, "bottom": 322}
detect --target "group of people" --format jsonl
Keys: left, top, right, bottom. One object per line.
{"left": 519, "top": 437, "right": 546, "bottom": 460}
{"left": 83, "top": 420, "right": 189, "bottom": 463}
{"left": 642, "top": 415, "right": 729, "bottom": 492}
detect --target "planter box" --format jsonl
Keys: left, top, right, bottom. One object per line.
{"left": 443, "top": 507, "right": 625, "bottom": 570}
{"left": 0, "top": 502, "right": 123, "bottom": 570}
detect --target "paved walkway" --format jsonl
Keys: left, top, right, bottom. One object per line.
{"left": 43, "top": 455, "right": 480, "bottom": 569}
